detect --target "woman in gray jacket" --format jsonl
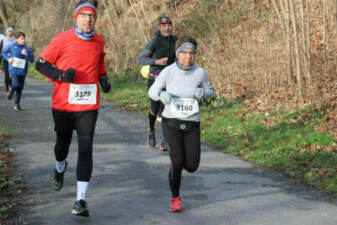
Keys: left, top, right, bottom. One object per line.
{"left": 148, "top": 36, "right": 214, "bottom": 212}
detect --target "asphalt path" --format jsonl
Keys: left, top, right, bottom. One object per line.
{"left": 1, "top": 73, "right": 337, "bottom": 225}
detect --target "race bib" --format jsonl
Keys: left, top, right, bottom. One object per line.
{"left": 68, "top": 84, "right": 97, "bottom": 105}
{"left": 170, "top": 97, "right": 199, "bottom": 118}
{"left": 12, "top": 57, "right": 26, "bottom": 69}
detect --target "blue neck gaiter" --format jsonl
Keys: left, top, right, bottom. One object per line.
{"left": 74, "top": 25, "right": 95, "bottom": 40}
{"left": 176, "top": 61, "right": 194, "bottom": 71}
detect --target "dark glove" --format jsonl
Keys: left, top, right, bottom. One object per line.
{"left": 99, "top": 75, "right": 111, "bottom": 93}
{"left": 59, "top": 68, "right": 76, "bottom": 83}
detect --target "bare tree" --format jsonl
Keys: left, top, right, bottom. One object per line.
{"left": 0, "top": 0, "right": 10, "bottom": 32}
{"left": 280, "top": 0, "right": 292, "bottom": 84}
{"left": 334, "top": 0, "right": 337, "bottom": 30}
{"left": 289, "top": 0, "right": 302, "bottom": 95}
{"left": 323, "top": 0, "right": 328, "bottom": 64}
{"left": 300, "top": 0, "right": 311, "bottom": 84}
{"left": 305, "top": 0, "right": 311, "bottom": 80}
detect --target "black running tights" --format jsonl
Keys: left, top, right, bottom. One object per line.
{"left": 162, "top": 121, "right": 201, "bottom": 197}
{"left": 3, "top": 60, "right": 11, "bottom": 92}
{"left": 148, "top": 78, "right": 164, "bottom": 130}
{"left": 52, "top": 109, "right": 98, "bottom": 182}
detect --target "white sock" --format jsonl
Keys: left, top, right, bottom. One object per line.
{"left": 55, "top": 160, "right": 65, "bottom": 173}
{"left": 76, "top": 181, "right": 89, "bottom": 201}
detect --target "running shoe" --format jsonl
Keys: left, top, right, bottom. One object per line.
{"left": 13, "top": 104, "right": 21, "bottom": 112}
{"left": 51, "top": 161, "right": 67, "bottom": 191}
{"left": 170, "top": 196, "right": 183, "bottom": 212}
{"left": 156, "top": 116, "right": 162, "bottom": 122}
{"left": 159, "top": 141, "right": 168, "bottom": 152}
{"left": 7, "top": 89, "right": 13, "bottom": 100}
{"left": 147, "top": 129, "right": 156, "bottom": 147}
{"left": 71, "top": 199, "right": 89, "bottom": 217}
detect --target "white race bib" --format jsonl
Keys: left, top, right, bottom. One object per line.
{"left": 68, "top": 84, "right": 97, "bottom": 105}
{"left": 12, "top": 57, "right": 26, "bottom": 69}
{"left": 170, "top": 97, "right": 199, "bottom": 118}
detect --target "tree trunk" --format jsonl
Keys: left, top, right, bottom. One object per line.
{"left": 0, "top": 0, "right": 10, "bottom": 32}
{"left": 289, "top": 0, "right": 302, "bottom": 95}
{"left": 305, "top": 0, "right": 311, "bottom": 81}
{"left": 111, "top": 0, "right": 121, "bottom": 17}
{"left": 323, "top": 0, "right": 328, "bottom": 63}
{"left": 129, "top": 0, "right": 148, "bottom": 42}
{"left": 300, "top": 0, "right": 310, "bottom": 84}
{"left": 334, "top": 0, "right": 337, "bottom": 30}
{"left": 271, "top": 0, "right": 284, "bottom": 29}
{"left": 61, "top": 0, "right": 75, "bottom": 31}
{"left": 280, "top": 0, "right": 292, "bottom": 84}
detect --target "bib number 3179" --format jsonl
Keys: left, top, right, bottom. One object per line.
{"left": 68, "top": 84, "right": 97, "bottom": 105}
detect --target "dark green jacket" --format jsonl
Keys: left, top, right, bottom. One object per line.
{"left": 138, "top": 30, "right": 177, "bottom": 76}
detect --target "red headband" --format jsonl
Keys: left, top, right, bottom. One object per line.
{"left": 74, "top": 7, "right": 96, "bottom": 20}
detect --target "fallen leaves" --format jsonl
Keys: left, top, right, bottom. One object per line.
{"left": 0, "top": 135, "right": 25, "bottom": 222}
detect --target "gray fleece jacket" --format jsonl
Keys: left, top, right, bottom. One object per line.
{"left": 148, "top": 62, "right": 214, "bottom": 122}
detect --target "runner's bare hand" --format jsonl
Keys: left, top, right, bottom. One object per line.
{"left": 155, "top": 57, "right": 168, "bottom": 66}
{"left": 21, "top": 49, "right": 27, "bottom": 56}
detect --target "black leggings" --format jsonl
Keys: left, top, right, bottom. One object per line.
{"left": 52, "top": 109, "right": 98, "bottom": 182}
{"left": 148, "top": 78, "right": 164, "bottom": 130}
{"left": 162, "top": 120, "right": 200, "bottom": 197}
{"left": 3, "top": 60, "right": 11, "bottom": 92}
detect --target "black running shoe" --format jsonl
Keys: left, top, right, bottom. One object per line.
{"left": 7, "top": 89, "right": 13, "bottom": 100}
{"left": 71, "top": 200, "right": 89, "bottom": 217}
{"left": 51, "top": 161, "right": 67, "bottom": 191}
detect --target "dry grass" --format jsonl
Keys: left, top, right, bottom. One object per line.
{"left": 6, "top": 0, "right": 337, "bottom": 110}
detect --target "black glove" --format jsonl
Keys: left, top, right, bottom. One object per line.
{"left": 59, "top": 68, "right": 76, "bottom": 83}
{"left": 99, "top": 75, "right": 111, "bottom": 93}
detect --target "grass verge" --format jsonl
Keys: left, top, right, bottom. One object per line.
{"left": 101, "top": 79, "right": 149, "bottom": 114}
{"left": 103, "top": 79, "right": 337, "bottom": 196}
{"left": 0, "top": 127, "right": 24, "bottom": 222}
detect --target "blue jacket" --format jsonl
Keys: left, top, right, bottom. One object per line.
{"left": 2, "top": 42, "right": 34, "bottom": 75}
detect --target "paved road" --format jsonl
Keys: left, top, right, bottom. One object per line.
{"left": 1, "top": 74, "right": 337, "bottom": 225}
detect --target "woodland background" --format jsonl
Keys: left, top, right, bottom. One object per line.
{"left": 0, "top": 0, "right": 337, "bottom": 111}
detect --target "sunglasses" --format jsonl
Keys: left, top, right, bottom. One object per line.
{"left": 159, "top": 17, "right": 172, "bottom": 25}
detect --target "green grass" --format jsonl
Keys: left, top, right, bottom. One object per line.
{"left": 101, "top": 79, "right": 149, "bottom": 114}
{"left": 200, "top": 100, "right": 337, "bottom": 195}
{"left": 101, "top": 80, "right": 337, "bottom": 196}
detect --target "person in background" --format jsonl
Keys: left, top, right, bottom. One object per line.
{"left": 2, "top": 31, "right": 34, "bottom": 111}
{"left": 35, "top": 0, "right": 111, "bottom": 217}
{"left": 0, "top": 32, "right": 5, "bottom": 68}
{"left": 148, "top": 36, "right": 214, "bottom": 212}
{"left": 138, "top": 16, "right": 177, "bottom": 152}
{"left": 1, "top": 27, "right": 16, "bottom": 95}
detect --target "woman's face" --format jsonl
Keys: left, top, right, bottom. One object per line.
{"left": 177, "top": 48, "right": 195, "bottom": 67}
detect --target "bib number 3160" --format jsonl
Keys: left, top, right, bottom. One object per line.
{"left": 170, "top": 97, "right": 199, "bottom": 118}
{"left": 68, "top": 84, "right": 97, "bottom": 105}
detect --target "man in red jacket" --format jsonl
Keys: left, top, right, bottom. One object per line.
{"left": 35, "top": 0, "right": 110, "bottom": 217}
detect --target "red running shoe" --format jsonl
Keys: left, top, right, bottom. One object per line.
{"left": 170, "top": 196, "right": 183, "bottom": 212}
